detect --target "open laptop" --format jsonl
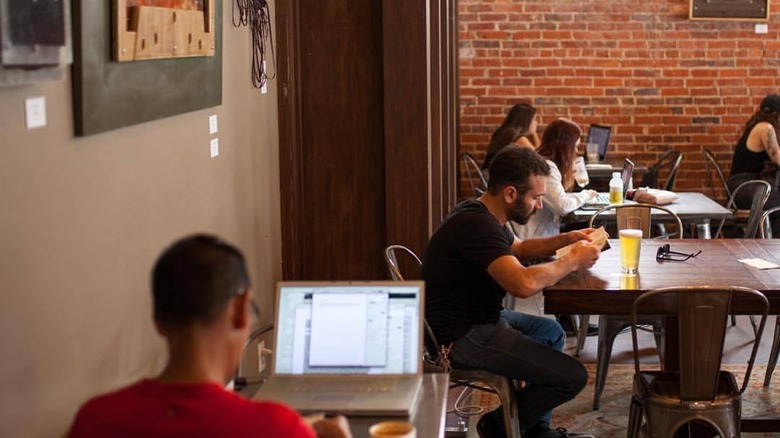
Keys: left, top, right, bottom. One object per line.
{"left": 586, "top": 124, "right": 612, "bottom": 162}
{"left": 582, "top": 158, "right": 635, "bottom": 209}
{"left": 252, "top": 281, "right": 424, "bottom": 417}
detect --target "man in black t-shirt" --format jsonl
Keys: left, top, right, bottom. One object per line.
{"left": 422, "top": 147, "right": 601, "bottom": 438}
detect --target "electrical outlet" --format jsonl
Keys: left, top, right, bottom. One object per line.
{"left": 258, "top": 340, "right": 266, "bottom": 374}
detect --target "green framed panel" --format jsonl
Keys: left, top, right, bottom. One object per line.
{"left": 72, "top": 1, "right": 222, "bottom": 136}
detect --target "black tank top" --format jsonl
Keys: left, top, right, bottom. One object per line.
{"left": 730, "top": 127, "right": 768, "bottom": 176}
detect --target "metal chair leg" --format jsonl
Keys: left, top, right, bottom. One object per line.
{"left": 575, "top": 314, "right": 589, "bottom": 356}
{"left": 764, "top": 317, "right": 780, "bottom": 387}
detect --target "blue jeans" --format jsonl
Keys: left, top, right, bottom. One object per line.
{"left": 448, "top": 309, "right": 587, "bottom": 430}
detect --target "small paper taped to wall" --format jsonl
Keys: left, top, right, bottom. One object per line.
{"left": 738, "top": 258, "right": 780, "bottom": 270}
{"left": 556, "top": 226, "right": 609, "bottom": 259}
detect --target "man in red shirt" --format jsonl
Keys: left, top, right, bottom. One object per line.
{"left": 68, "top": 234, "right": 351, "bottom": 438}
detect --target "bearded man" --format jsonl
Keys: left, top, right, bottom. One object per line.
{"left": 422, "top": 147, "right": 600, "bottom": 438}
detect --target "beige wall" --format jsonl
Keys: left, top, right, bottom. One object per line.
{"left": 0, "top": 2, "right": 281, "bottom": 436}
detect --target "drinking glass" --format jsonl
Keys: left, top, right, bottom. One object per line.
{"left": 586, "top": 142, "right": 600, "bottom": 163}
{"left": 573, "top": 156, "right": 589, "bottom": 188}
{"left": 619, "top": 229, "right": 642, "bottom": 275}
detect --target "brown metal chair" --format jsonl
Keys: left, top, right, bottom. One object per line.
{"left": 579, "top": 203, "right": 683, "bottom": 409}
{"left": 384, "top": 245, "right": 521, "bottom": 438}
{"left": 626, "top": 286, "right": 768, "bottom": 438}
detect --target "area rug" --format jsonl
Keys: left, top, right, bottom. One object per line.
{"left": 462, "top": 364, "right": 780, "bottom": 437}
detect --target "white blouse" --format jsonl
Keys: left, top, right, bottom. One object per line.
{"left": 514, "top": 160, "right": 593, "bottom": 239}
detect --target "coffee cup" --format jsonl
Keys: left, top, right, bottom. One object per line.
{"left": 369, "top": 421, "right": 416, "bottom": 438}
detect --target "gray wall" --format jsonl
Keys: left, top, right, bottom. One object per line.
{"left": 0, "top": 2, "right": 281, "bottom": 435}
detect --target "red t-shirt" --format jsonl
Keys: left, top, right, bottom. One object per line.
{"left": 68, "top": 379, "right": 317, "bottom": 438}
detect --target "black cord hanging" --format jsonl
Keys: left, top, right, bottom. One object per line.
{"left": 233, "top": 0, "right": 276, "bottom": 89}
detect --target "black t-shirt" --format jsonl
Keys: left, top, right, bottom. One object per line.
{"left": 421, "top": 199, "right": 514, "bottom": 346}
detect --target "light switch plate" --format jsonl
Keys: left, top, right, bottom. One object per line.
{"left": 25, "top": 97, "right": 47, "bottom": 129}
{"left": 209, "top": 114, "right": 218, "bottom": 134}
{"left": 210, "top": 138, "right": 219, "bottom": 158}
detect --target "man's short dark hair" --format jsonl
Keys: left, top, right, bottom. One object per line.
{"left": 152, "top": 234, "right": 251, "bottom": 329}
{"left": 487, "top": 147, "right": 550, "bottom": 196}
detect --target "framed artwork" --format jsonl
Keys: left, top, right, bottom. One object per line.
{"left": 690, "top": 0, "right": 769, "bottom": 20}
{"left": 114, "top": 0, "right": 215, "bottom": 61}
{"left": 0, "top": 0, "right": 73, "bottom": 86}
{"left": 72, "top": 1, "right": 222, "bottom": 136}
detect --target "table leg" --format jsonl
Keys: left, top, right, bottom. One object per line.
{"left": 695, "top": 219, "right": 711, "bottom": 239}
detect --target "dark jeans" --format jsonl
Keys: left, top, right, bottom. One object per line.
{"left": 727, "top": 172, "right": 780, "bottom": 237}
{"left": 448, "top": 309, "right": 587, "bottom": 430}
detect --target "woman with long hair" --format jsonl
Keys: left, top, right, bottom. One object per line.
{"left": 728, "top": 94, "right": 780, "bottom": 236}
{"left": 514, "top": 118, "right": 596, "bottom": 239}
{"left": 482, "top": 103, "right": 540, "bottom": 170}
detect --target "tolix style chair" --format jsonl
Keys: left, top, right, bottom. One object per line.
{"left": 626, "top": 286, "right": 768, "bottom": 438}
{"left": 384, "top": 244, "right": 522, "bottom": 438}
{"left": 579, "top": 203, "right": 684, "bottom": 410}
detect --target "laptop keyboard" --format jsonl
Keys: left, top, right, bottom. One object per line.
{"left": 594, "top": 193, "right": 610, "bottom": 204}
{"left": 289, "top": 379, "right": 395, "bottom": 393}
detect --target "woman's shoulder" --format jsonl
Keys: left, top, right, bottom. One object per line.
{"left": 751, "top": 121, "right": 775, "bottom": 134}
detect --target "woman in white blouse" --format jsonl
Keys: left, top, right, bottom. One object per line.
{"left": 515, "top": 119, "right": 597, "bottom": 239}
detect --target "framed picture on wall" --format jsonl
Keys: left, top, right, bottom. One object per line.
{"left": 72, "top": 1, "right": 222, "bottom": 136}
{"left": 690, "top": 0, "right": 769, "bottom": 20}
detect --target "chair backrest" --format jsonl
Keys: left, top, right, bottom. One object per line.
{"left": 759, "top": 205, "right": 780, "bottom": 238}
{"left": 383, "top": 245, "right": 441, "bottom": 364}
{"left": 640, "top": 150, "right": 683, "bottom": 191}
{"left": 588, "top": 203, "right": 684, "bottom": 239}
{"left": 462, "top": 152, "right": 488, "bottom": 197}
{"left": 384, "top": 244, "right": 422, "bottom": 281}
{"left": 702, "top": 148, "right": 732, "bottom": 203}
{"left": 715, "top": 179, "right": 771, "bottom": 238}
{"left": 630, "top": 286, "right": 768, "bottom": 398}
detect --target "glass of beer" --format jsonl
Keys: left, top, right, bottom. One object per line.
{"left": 619, "top": 229, "right": 642, "bottom": 275}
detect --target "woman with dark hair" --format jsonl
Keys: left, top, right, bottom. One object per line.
{"left": 728, "top": 93, "right": 780, "bottom": 236}
{"left": 482, "top": 103, "right": 540, "bottom": 171}
{"left": 514, "top": 118, "right": 596, "bottom": 239}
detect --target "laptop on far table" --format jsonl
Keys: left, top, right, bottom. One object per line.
{"left": 252, "top": 281, "right": 424, "bottom": 417}
{"left": 586, "top": 124, "right": 612, "bottom": 162}
{"left": 582, "top": 158, "right": 635, "bottom": 209}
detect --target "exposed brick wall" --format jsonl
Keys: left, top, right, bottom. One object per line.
{"left": 458, "top": 0, "right": 780, "bottom": 200}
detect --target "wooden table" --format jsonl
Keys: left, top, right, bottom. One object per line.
{"left": 572, "top": 192, "right": 732, "bottom": 238}
{"left": 346, "top": 373, "right": 448, "bottom": 437}
{"left": 544, "top": 239, "right": 780, "bottom": 433}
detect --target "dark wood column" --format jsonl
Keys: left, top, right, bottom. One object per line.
{"left": 277, "top": 0, "right": 457, "bottom": 280}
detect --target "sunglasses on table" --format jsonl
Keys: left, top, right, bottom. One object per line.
{"left": 656, "top": 244, "right": 702, "bottom": 262}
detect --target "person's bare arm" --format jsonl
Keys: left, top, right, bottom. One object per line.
{"left": 765, "top": 126, "right": 780, "bottom": 165}
{"left": 511, "top": 229, "right": 596, "bottom": 263}
{"left": 488, "top": 241, "right": 601, "bottom": 298}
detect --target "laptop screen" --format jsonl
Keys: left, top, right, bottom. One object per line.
{"left": 620, "top": 158, "right": 635, "bottom": 194}
{"left": 587, "top": 124, "right": 612, "bottom": 160}
{"left": 272, "top": 281, "right": 423, "bottom": 376}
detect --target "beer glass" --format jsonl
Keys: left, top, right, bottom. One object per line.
{"left": 619, "top": 229, "right": 642, "bottom": 275}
